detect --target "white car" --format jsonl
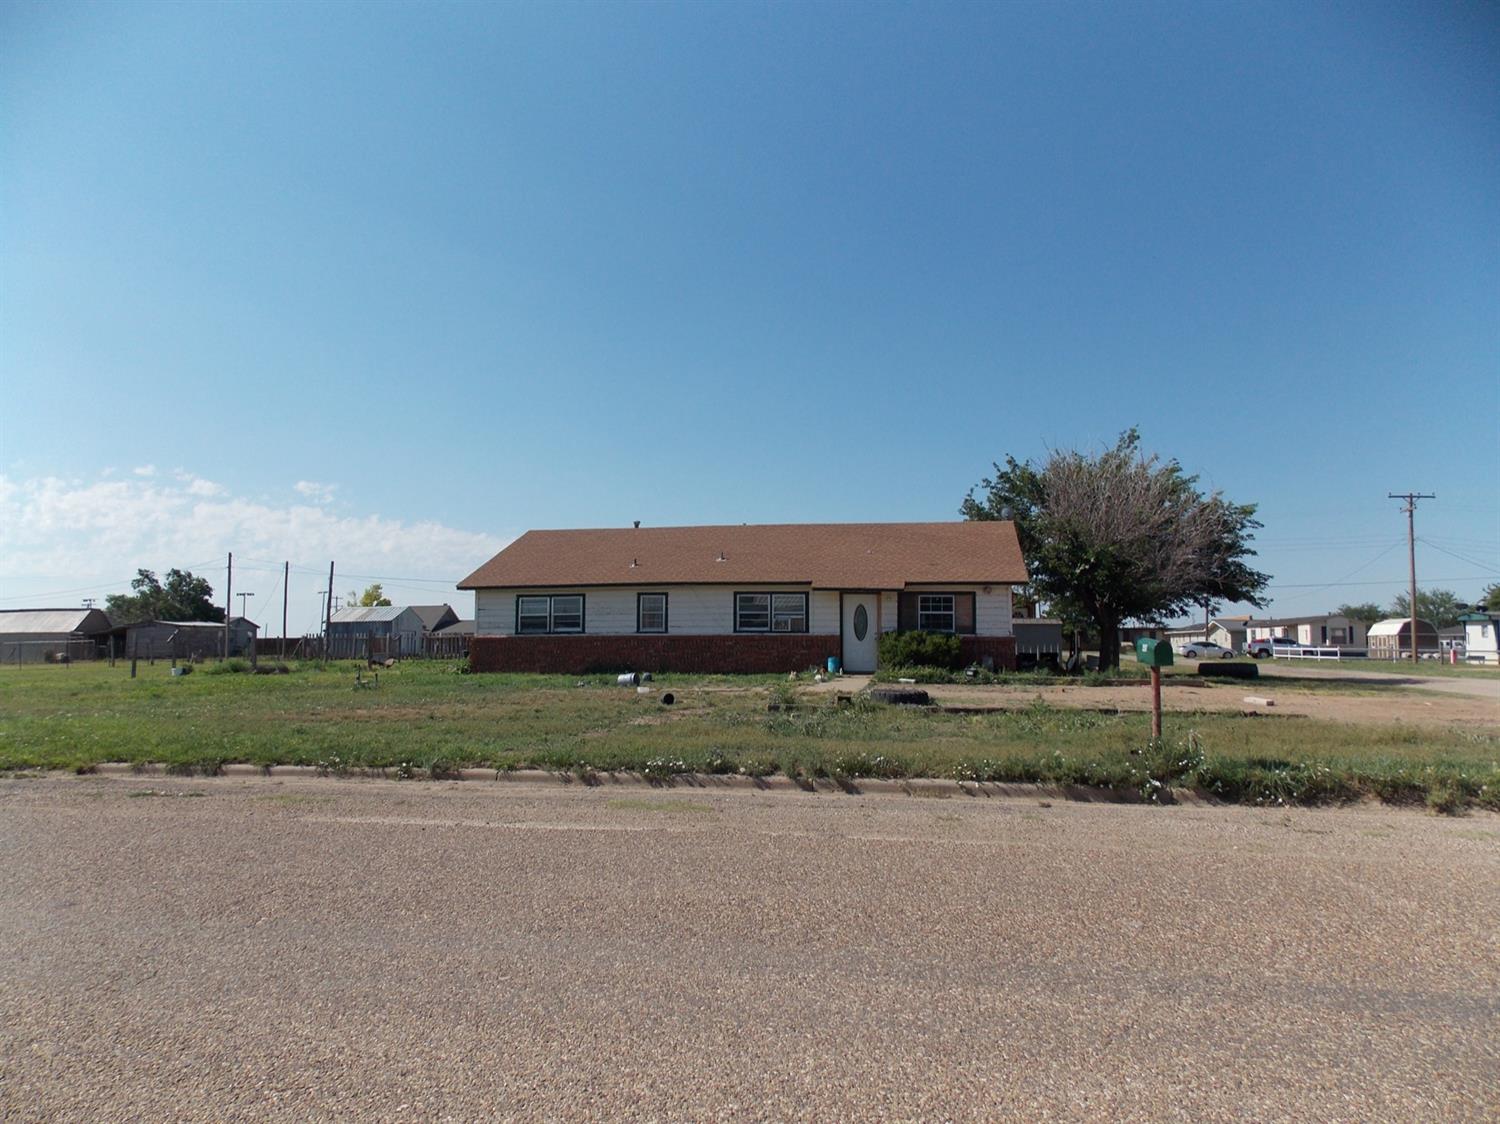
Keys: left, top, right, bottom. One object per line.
{"left": 1181, "top": 641, "right": 1235, "bottom": 659}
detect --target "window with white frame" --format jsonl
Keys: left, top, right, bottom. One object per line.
{"left": 735, "top": 592, "right": 808, "bottom": 633}
{"left": 917, "top": 594, "right": 955, "bottom": 633}
{"left": 516, "top": 594, "right": 585, "bottom": 634}
{"left": 637, "top": 593, "right": 667, "bottom": 633}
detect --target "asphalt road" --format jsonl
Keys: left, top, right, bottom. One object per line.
{"left": 2, "top": 775, "right": 1496, "bottom": 1121}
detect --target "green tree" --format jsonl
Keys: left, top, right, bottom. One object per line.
{"left": 105, "top": 569, "right": 223, "bottom": 624}
{"left": 1335, "top": 602, "right": 1385, "bottom": 623}
{"left": 357, "top": 583, "right": 392, "bottom": 607}
{"left": 1479, "top": 582, "right": 1500, "bottom": 611}
{"left": 1389, "top": 589, "right": 1464, "bottom": 629}
{"left": 962, "top": 430, "right": 1269, "bottom": 670}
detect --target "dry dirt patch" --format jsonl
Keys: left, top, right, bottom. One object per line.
{"left": 921, "top": 679, "right": 1500, "bottom": 729}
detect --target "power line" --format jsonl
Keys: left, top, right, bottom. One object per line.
{"left": 1416, "top": 538, "right": 1500, "bottom": 575}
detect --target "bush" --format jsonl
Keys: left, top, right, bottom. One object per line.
{"left": 877, "top": 630, "right": 962, "bottom": 670}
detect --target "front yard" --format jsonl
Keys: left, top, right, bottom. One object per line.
{"left": 0, "top": 661, "right": 1495, "bottom": 810}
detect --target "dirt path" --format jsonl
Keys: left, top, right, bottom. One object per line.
{"left": 1254, "top": 661, "right": 1500, "bottom": 700}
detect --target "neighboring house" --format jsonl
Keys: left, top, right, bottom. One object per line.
{"left": 0, "top": 608, "right": 114, "bottom": 663}
{"left": 459, "top": 521, "right": 1029, "bottom": 674}
{"left": 1244, "top": 615, "right": 1368, "bottom": 649}
{"left": 1366, "top": 618, "right": 1440, "bottom": 659}
{"left": 411, "top": 605, "right": 460, "bottom": 634}
{"left": 1458, "top": 611, "right": 1498, "bottom": 664}
{"left": 1165, "top": 617, "right": 1248, "bottom": 652}
{"left": 126, "top": 618, "right": 258, "bottom": 659}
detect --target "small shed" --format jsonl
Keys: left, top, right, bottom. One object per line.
{"left": 126, "top": 618, "right": 258, "bottom": 660}
{"left": 1366, "top": 618, "right": 1439, "bottom": 660}
{"left": 328, "top": 606, "right": 428, "bottom": 657}
{"left": 0, "top": 608, "right": 113, "bottom": 663}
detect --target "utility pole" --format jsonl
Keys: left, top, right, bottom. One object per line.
{"left": 281, "top": 561, "right": 289, "bottom": 662}
{"left": 224, "top": 552, "right": 233, "bottom": 660}
{"left": 1388, "top": 493, "right": 1435, "bottom": 664}
{"left": 83, "top": 597, "right": 97, "bottom": 609}
{"left": 325, "top": 561, "right": 335, "bottom": 664}
{"left": 237, "top": 591, "right": 254, "bottom": 620}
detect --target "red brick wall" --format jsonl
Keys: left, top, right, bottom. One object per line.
{"left": 960, "top": 636, "right": 1018, "bottom": 671}
{"left": 470, "top": 634, "right": 841, "bottom": 675}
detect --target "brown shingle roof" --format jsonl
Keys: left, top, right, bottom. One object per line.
{"left": 458, "top": 522, "right": 1027, "bottom": 591}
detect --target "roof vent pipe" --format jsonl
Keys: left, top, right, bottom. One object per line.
{"left": 633, "top": 520, "right": 640, "bottom": 529}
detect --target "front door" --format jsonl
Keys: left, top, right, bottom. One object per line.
{"left": 841, "top": 594, "right": 878, "bottom": 673}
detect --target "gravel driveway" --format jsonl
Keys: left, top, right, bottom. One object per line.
{"left": 2, "top": 775, "right": 1496, "bottom": 1121}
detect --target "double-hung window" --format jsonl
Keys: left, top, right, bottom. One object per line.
{"left": 735, "top": 592, "right": 808, "bottom": 633}
{"left": 897, "top": 592, "right": 976, "bottom": 634}
{"left": 917, "top": 594, "right": 956, "bottom": 633}
{"left": 516, "top": 594, "right": 585, "bottom": 634}
{"left": 637, "top": 593, "right": 667, "bottom": 633}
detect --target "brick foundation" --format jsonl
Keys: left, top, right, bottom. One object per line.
{"left": 470, "top": 634, "right": 841, "bottom": 675}
{"left": 469, "top": 633, "right": 1018, "bottom": 674}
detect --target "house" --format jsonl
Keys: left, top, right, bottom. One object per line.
{"left": 458, "top": 522, "right": 1029, "bottom": 674}
{"left": 1458, "top": 611, "right": 1498, "bottom": 664}
{"left": 0, "top": 608, "right": 113, "bottom": 663}
{"left": 327, "top": 604, "right": 459, "bottom": 657}
{"left": 125, "top": 618, "right": 258, "bottom": 660}
{"left": 1244, "top": 614, "right": 1367, "bottom": 649}
{"left": 1165, "top": 616, "right": 1249, "bottom": 653}
{"left": 1366, "top": 618, "right": 1440, "bottom": 660}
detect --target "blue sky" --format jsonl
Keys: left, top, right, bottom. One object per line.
{"left": 2, "top": 0, "right": 1496, "bottom": 633}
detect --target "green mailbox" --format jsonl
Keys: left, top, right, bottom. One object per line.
{"left": 1134, "top": 637, "right": 1175, "bottom": 667}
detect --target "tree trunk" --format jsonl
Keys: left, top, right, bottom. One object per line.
{"left": 1097, "top": 614, "right": 1122, "bottom": 671}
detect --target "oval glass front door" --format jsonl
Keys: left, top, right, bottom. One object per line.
{"left": 853, "top": 604, "right": 868, "bottom": 641}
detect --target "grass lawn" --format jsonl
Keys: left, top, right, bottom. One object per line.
{"left": 1, "top": 661, "right": 1495, "bottom": 811}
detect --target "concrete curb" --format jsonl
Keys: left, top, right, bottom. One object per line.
{"left": 72, "top": 762, "right": 1208, "bottom": 804}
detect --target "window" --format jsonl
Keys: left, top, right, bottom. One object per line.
{"left": 772, "top": 593, "right": 806, "bottom": 633}
{"left": 897, "top": 592, "right": 976, "bottom": 634}
{"left": 638, "top": 593, "right": 667, "bottom": 633}
{"left": 515, "top": 594, "right": 585, "bottom": 634}
{"left": 918, "top": 594, "right": 955, "bottom": 633}
{"left": 736, "top": 591, "right": 808, "bottom": 633}
{"left": 517, "top": 596, "right": 551, "bottom": 635}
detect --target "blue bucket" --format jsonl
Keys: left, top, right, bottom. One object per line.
{"left": 826, "top": 656, "right": 841, "bottom": 674}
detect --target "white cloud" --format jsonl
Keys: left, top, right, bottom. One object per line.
{"left": 0, "top": 471, "right": 510, "bottom": 632}
{"left": 132, "top": 464, "right": 157, "bottom": 477}
{"left": 294, "top": 480, "right": 337, "bottom": 504}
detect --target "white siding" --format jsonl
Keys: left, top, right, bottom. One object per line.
{"left": 903, "top": 584, "right": 1014, "bottom": 637}
{"left": 475, "top": 583, "right": 1013, "bottom": 637}
{"left": 475, "top": 585, "right": 837, "bottom": 636}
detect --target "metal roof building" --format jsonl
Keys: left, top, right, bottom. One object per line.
{"left": 0, "top": 608, "right": 114, "bottom": 663}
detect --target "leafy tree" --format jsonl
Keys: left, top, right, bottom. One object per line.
{"left": 1335, "top": 602, "right": 1385, "bottom": 624}
{"left": 962, "top": 429, "right": 1269, "bottom": 670}
{"left": 106, "top": 569, "right": 223, "bottom": 624}
{"left": 357, "top": 583, "right": 392, "bottom": 607}
{"left": 1389, "top": 589, "right": 1464, "bottom": 629}
{"left": 1479, "top": 582, "right": 1500, "bottom": 611}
